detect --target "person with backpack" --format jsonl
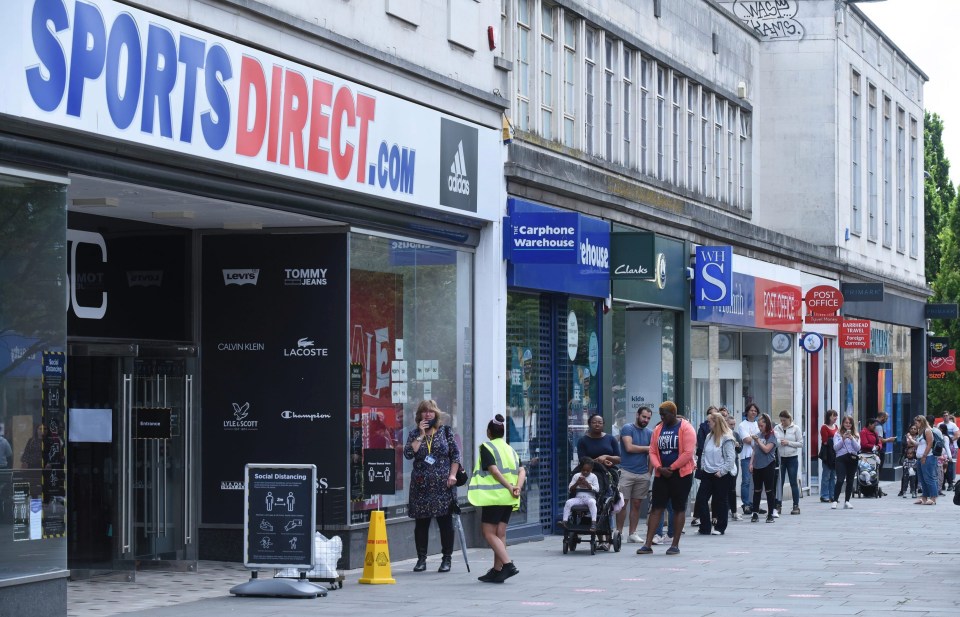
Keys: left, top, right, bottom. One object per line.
{"left": 913, "top": 416, "right": 939, "bottom": 505}
{"left": 818, "top": 410, "right": 839, "bottom": 503}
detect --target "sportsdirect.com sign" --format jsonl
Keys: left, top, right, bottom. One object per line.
{"left": 1, "top": 0, "right": 498, "bottom": 220}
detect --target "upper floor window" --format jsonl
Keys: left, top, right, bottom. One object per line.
{"left": 687, "top": 84, "right": 697, "bottom": 191}
{"left": 701, "top": 94, "right": 711, "bottom": 197}
{"left": 584, "top": 27, "right": 599, "bottom": 156}
{"left": 672, "top": 75, "right": 682, "bottom": 185}
{"left": 867, "top": 84, "right": 878, "bottom": 242}
{"left": 910, "top": 116, "right": 919, "bottom": 258}
{"left": 640, "top": 58, "right": 650, "bottom": 175}
{"left": 604, "top": 38, "right": 618, "bottom": 161}
{"left": 896, "top": 106, "right": 905, "bottom": 253}
{"left": 562, "top": 14, "right": 577, "bottom": 148}
{"left": 516, "top": 0, "right": 532, "bottom": 131}
{"left": 739, "top": 111, "right": 751, "bottom": 208}
{"left": 714, "top": 98, "right": 723, "bottom": 201}
{"left": 540, "top": 4, "right": 556, "bottom": 141}
{"left": 882, "top": 95, "right": 892, "bottom": 248}
{"left": 656, "top": 65, "right": 666, "bottom": 179}
{"left": 622, "top": 48, "right": 634, "bottom": 168}
{"left": 851, "top": 70, "right": 862, "bottom": 236}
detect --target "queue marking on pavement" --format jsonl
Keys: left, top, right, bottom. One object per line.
{"left": 660, "top": 567, "right": 685, "bottom": 572}
{"left": 620, "top": 578, "right": 646, "bottom": 581}
{"left": 521, "top": 602, "right": 555, "bottom": 606}
{"left": 574, "top": 589, "right": 606, "bottom": 593}
{"left": 852, "top": 571, "right": 879, "bottom": 575}
{"left": 750, "top": 609, "right": 787, "bottom": 613}
{"left": 875, "top": 562, "right": 897, "bottom": 566}
{"left": 825, "top": 582, "right": 854, "bottom": 586}
{"left": 727, "top": 550, "right": 750, "bottom": 554}
{"left": 788, "top": 594, "right": 822, "bottom": 598}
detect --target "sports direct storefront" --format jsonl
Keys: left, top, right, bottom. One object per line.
{"left": 0, "top": 0, "right": 502, "bottom": 605}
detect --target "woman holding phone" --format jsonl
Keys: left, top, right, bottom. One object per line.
{"left": 403, "top": 399, "right": 462, "bottom": 572}
{"left": 831, "top": 415, "right": 861, "bottom": 510}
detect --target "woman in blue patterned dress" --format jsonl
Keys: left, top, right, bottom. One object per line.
{"left": 404, "top": 399, "right": 462, "bottom": 572}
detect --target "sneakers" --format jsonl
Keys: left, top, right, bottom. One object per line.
{"left": 478, "top": 568, "right": 499, "bottom": 583}
{"left": 790, "top": 506, "right": 800, "bottom": 515}
{"left": 710, "top": 529, "right": 722, "bottom": 535}
{"left": 691, "top": 518, "right": 700, "bottom": 527}
{"left": 751, "top": 513, "right": 759, "bottom": 523}
{"left": 910, "top": 492, "right": 917, "bottom": 499}
{"left": 628, "top": 532, "right": 644, "bottom": 544}
{"left": 819, "top": 497, "right": 831, "bottom": 503}
{"left": 830, "top": 501, "right": 838, "bottom": 509}
{"left": 771, "top": 509, "right": 779, "bottom": 518}
{"left": 843, "top": 501, "right": 854, "bottom": 509}
{"left": 765, "top": 515, "right": 775, "bottom": 523}
{"left": 742, "top": 505, "right": 752, "bottom": 515}
{"left": 651, "top": 534, "right": 664, "bottom": 545}
{"left": 493, "top": 562, "right": 518, "bottom": 583}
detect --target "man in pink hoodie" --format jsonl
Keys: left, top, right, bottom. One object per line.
{"left": 636, "top": 400, "right": 696, "bottom": 556}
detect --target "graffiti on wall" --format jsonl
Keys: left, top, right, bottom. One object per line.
{"left": 732, "top": 1, "right": 805, "bottom": 41}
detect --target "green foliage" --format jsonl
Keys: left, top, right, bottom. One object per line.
{"left": 925, "top": 112, "right": 960, "bottom": 413}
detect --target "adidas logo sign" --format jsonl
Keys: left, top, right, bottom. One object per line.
{"left": 447, "top": 141, "right": 471, "bottom": 195}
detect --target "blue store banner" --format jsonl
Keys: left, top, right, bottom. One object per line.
{"left": 693, "top": 245, "right": 733, "bottom": 307}
{"left": 505, "top": 198, "right": 610, "bottom": 298}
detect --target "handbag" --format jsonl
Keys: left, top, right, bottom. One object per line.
{"left": 455, "top": 466, "right": 469, "bottom": 487}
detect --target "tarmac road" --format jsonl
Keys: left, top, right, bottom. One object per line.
{"left": 68, "top": 481, "right": 960, "bottom": 617}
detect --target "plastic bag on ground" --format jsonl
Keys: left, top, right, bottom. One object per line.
{"left": 275, "top": 532, "right": 342, "bottom": 579}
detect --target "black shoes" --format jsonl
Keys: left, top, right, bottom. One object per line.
{"left": 438, "top": 556, "right": 451, "bottom": 573}
{"left": 479, "top": 562, "right": 518, "bottom": 583}
{"left": 477, "top": 568, "right": 498, "bottom": 582}
{"left": 413, "top": 556, "right": 427, "bottom": 572}
{"left": 765, "top": 515, "right": 775, "bottom": 523}
{"left": 751, "top": 513, "right": 759, "bottom": 523}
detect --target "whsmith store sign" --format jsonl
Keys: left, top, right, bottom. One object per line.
{"left": 0, "top": 0, "right": 500, "bottom": 220}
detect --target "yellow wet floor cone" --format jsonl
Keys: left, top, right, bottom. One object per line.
{"left": 358, "top": 510, "right": 395, "bottom": 584}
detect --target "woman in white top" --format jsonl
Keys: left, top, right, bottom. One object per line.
{"left": 831, "top": 415, "right": 861, "bottom": 509}
{"left": 774, "top": 410, "right": 803, "bottom": 515}
{"left": 694, "top": 413, "right": 737, "bottom": 535}
{"left": 913, "top": 416, "right": 938, "bottom": 505}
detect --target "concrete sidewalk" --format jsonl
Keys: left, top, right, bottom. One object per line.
{"left": 69, "top": 482, "right": 960, "bottom": 617}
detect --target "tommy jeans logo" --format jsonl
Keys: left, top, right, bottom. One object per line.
{"left": 223, "top": 269, "right": 260, "bottom": 285}
{"left": 284, "top": 268, "right": 327, "bottom": 286}
{"left": 448, "top": 141, "right": 470, "bottom": 195}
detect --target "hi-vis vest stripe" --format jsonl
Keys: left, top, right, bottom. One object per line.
{"left": 467, "top": 438, "right": 520, "bottom": 508}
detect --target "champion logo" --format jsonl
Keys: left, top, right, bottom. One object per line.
{"left": 447, "top": 141, "right": 471, "bottom": 195}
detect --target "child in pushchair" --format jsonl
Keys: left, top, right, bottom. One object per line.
{"left": 854, "top": 451, "right": 882, "bottom": 498}
{"left": 560, "top": 459, "right": 622, "bottom": 554}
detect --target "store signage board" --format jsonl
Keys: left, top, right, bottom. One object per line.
{"left": 693, "top": 246, "right": 733, "bottom": 306}
{"left": 839, "top": 319, "right": 871, "bottom": 349}
{"left": 0, "top": 0, "right": 501, "bottom": 221}
{"left": 134, "top": 408, "right": 172, "bottom": 440}
{"left": 929, "top": 337, "right": 950, "bottom": 358}
{"left": 243, "top": 464, "right": 316, "bottom": 569}
{"left": 363, "top": 449, "right": 396, "bottom": 496}
{"left": 804, "top": 314, "right": 841, "bottom": 324}
{"left": 925, "top": 303, "right": 959, "bottom": 320}
{"left": 840, "top": 282, "right": 884, "bottom": 302}
{"left": 928, "top": 349, "right": 956, "bottom": 373}
{"left": 804, "top": 285, "right": 843, "bottom": 315}
{"left": 610, "top": 232, "right": 656, "bottom": 280}
{"left": 506, "top": 212, "right": 579, "bottom": 263}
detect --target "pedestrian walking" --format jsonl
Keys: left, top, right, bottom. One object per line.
{"left": 468, "top": 414, "right": 526, "bottom": 583}
{"left": 774, "top": 410, "right": 803, "bottom": 515}
{"left": 737, "top": 403, "right": 761, "bottom": 515}
{"left": 616, "top": 405, "right": 653, "bottom": 543}
{"left": 636, "top": 401, "right": 695, "bottom": 556}
{"left": 749, "top": 413, "right": 778, "bottom": 523}
{"left": 831, "top": 415, "right": 860, "bottom": 510}
{"left": 694, "top": 412, "right": 736, "bottom": 535}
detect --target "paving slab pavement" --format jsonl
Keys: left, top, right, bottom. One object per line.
{"left": 68, "top": 482, "right": 960, "bottom": 617}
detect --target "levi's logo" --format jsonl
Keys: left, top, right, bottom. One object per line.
{"left": 222, "top": 269, "right": 260, "bottom": 285}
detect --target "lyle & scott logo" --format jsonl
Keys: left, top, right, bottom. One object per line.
{"left": 224, "top": 402, "right": 258, "bottom": 431}
{"left": 222, "top": 269, "right": 260, "bottom": 285}
{"left": 448, "top": 141, "right": 470, "bottom": 195}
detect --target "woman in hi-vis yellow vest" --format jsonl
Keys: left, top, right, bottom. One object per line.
{"left": 468, "top": 414, "right": 526, "bottom": 583}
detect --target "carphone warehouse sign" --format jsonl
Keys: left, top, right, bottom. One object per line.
{"left": 1, "top": 0, "right": 499, "bottom": 220}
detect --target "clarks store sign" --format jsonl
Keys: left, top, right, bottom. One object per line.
{"left": 1, "top": 0, "right": 500, "bottom": 221}
{"left": 610, "top": 233, "right": 656, "bottom": 280}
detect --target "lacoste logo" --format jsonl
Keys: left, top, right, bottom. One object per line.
{"left": 447, "top": 141, "right": 470, "bottom": 195}
{"left": 297, "top": 338, "right": 314, "bottom": 348}
{"left": 233, "top": 402, "right": 250, "bottom": 421}
{"left": 222, "top": 269, "right": 260, "bottom": 286}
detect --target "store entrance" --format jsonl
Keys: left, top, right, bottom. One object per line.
{"left": 66, "top": 343, "right": 197, "bottom": 580}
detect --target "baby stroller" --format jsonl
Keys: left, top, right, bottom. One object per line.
{"left": 561, "top": 464, "right": 622, "bottom": 555}
{"left": 854, "top": 452, "right": 882, "bottom": 498}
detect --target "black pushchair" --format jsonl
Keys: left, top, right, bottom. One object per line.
{"left": 853, "top": 451, "right": 882, "bottom": 498}
{"left": 561, "top": 465, "right": 622, "bottom": 555}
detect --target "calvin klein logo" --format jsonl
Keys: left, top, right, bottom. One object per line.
{"left": 222, "top": 269, "right": 260, "bottom": 285}
{"left": 448, "top": 141, "right": 470, "bottom": 195}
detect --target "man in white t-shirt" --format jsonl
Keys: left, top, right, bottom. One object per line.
{"left": 737, "top": 404, "right": 760, "bottom": 514}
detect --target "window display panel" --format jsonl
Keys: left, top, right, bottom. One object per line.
{"left": 0, "top": 172, "right": 68, "bottom": 580}
{"left": 348, "top": 234, "right": 473, "bottom": 522}
{"left": 564, "top": 299, "right": 599, "bottom": 472}
{"left": 506, "top": 292, "right": 544, "bottom": 527}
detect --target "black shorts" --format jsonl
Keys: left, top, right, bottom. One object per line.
{"left": 480, "top": 505, "right": 513, "bottom": 525}
{"left": 651, "top": 472, "right": 693, "bottom": 512}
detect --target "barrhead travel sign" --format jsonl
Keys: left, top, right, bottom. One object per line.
{"left": 0, "top": 0, "right": 499, "bottom": 221}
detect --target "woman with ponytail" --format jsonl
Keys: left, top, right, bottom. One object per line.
{"left": 468, "top": 414, "right": 526, "bottom": 583}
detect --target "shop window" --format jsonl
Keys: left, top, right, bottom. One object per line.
{"left": 348, "top": 234, "right": 473, "bottom": 522}
{"left": 611, "top": 307, "right": 676, "bottom": 427}
{"left": 0, "top": 171, "right": 68, "bottom": 580}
